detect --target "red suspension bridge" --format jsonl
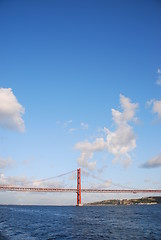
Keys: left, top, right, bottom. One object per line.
{"left": 0, "top": 168, "right": 161, "bottom": 206}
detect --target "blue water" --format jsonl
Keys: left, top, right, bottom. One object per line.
{"left": 0, "top": 205, "right": 161, "bottom": 239}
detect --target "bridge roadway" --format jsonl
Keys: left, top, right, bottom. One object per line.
{"left": 0, "top": 186, "right": 161, "bottom": 194}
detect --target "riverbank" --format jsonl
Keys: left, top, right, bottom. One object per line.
{"left": 84, "top": 196, "right": 161, "bottom": 206}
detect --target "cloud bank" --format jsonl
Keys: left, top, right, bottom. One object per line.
{"left": 0, "top": 88, "right": 25, "bottom": 132}
{"left": 147, "top": 99, "right": 161, "bottom": 120}
{"left": 141, "top": 155, "right": 161, "bottom": 168}
{"left": 0, "top": 173, "right": 64, "bottom": 188}
{"left": 0, "top": 157, "right": 15, "bottom": 169}
{"left": 75, "top": 94, "right": 138, "bottom": 170}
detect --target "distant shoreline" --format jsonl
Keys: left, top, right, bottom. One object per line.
{"left": 0, "top": 197, "right": 161, "bottom": 207}
{"left": 83, "top": 203, "right": 159, "bottom": 206}
{"left": 83, "top": 196, "right": 161, "bottom": 206}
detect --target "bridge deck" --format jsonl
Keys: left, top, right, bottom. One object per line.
{"left": 0, "top": 186, "right": 161, "bottom": 194}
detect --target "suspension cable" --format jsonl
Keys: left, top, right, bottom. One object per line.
{"left": 0, "top": 170, "right": 76, "bottom": 185}
{"left": 30, "top": 169, "right": 76, "bottom": 183}
{"left": 82, "top": 169, "right": 136, "bottom": 190}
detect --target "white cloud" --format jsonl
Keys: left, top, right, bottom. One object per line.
{"left": 111, "top": 94, "right": 138, "bottom": 125}
{"left": 156, "top": 68, "right": 161, "bottom": 86}
{"left": 76, "top": 150, "right": 96, "bottom": 170}
{"left": 0, "top": 88, "right": 25, "bottom": 132}
{"left": 69, "top": 128, "right": 77, "bottom": 133}
{"left": 156, "top": 79, "right": 161, "bottom": 86}
{"left": 99, "top": 180, "right": 112, "bottom": 188}
{"left": 105, "top": 125, "right": 136, "bottom": 156}
{"left": 0, "top": 173, "right": 64, "bottom": 188}
{"left": 0, "top": 157, "right": 15, "bottom": 169}
{"left": 75, "top": 94, "right": 138, "bottom": 170}
{"left": 75, "top": 138, "right": 105, "bottom": 152}
{"left": 80, "top": 122, "right": 89, "bottom": 130}
{"left": 63, "top": 120, "right": 77, "bottom": 133}
{"left": 0, "top": 174, "right": 30, "bottom": 186}
{"left": 75, "top": 138, "right": 105, "bottom": 170}
{"left": 141, "top": 155, "right": 161, "bottom": 168}
{"left": 147, "top": 99, "right": 161, "bottom": 120}
{"left": 97, "top": 164, "right": 108, "bottom": 174}
{"left": 104, "top": 94, "right": 137, "bottom": 166}
{"left": 146, "top": 99, "right": 154, "bottom": 107}
{"left": 32, "top": 179, "right": 64, "bottom": 188}
{"left": 153, "top": 100, "right": 161, "bottom": 118}
{"left": 157, "top": 68, "right": 161, "bottom": 74}
{"left": 63, "top": 120, "right": 72, "bottom": 128}
{"left": 87, "top": 180, "right": 112, "bottom": 189}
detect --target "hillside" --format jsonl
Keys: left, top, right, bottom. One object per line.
{"left": 84, "top": 196, "right": 161, "bottom": 206}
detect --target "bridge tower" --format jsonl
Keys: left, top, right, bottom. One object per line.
{"left": 77, "top": 168, "right": 81, "bottom": 206}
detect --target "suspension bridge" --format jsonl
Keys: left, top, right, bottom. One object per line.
{"left": 0, "top": 168, "right": 161, "bottom": 206}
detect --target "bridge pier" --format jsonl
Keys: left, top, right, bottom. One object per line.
{"left": 77, "top": 168, "right": 81, "bottom": 206}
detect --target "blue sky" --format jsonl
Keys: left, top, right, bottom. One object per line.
{"left": 0, "top": 0, "right": 161, "bottom": 205}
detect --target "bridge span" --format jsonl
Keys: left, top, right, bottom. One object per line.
{"left": 0, "top": 168, "right": 161, "bottom": 206}
{"left": 0, "top": 186, "right": 161, "bottom": 194}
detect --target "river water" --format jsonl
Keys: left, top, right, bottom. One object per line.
{"left": 0, "top": 205, "right": 161, "bottom": 239}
